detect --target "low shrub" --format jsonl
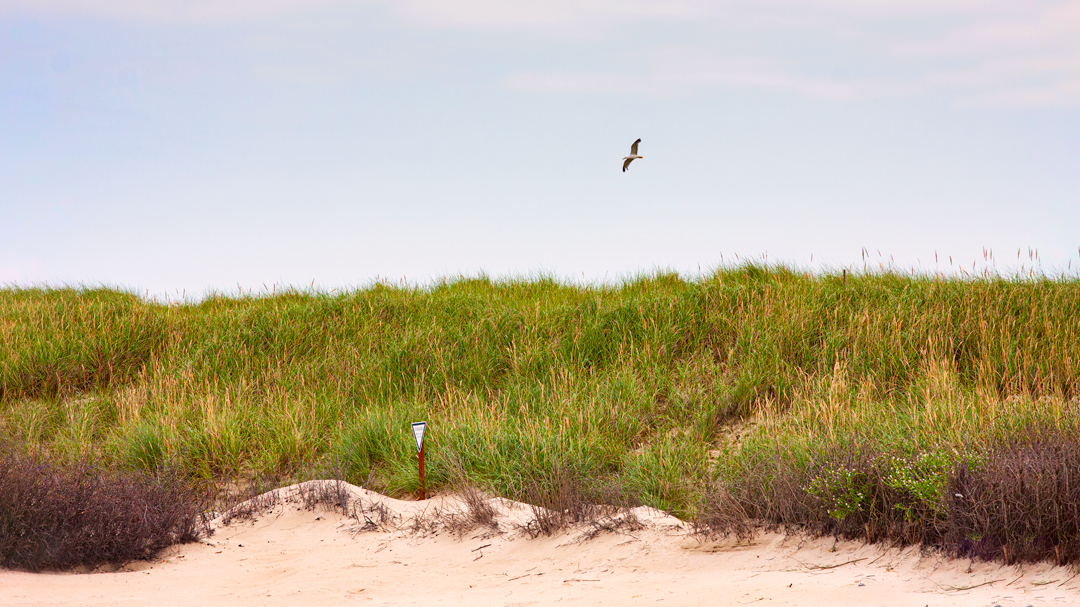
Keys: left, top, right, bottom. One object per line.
{"left": 700, "top": 433, "right": 1080, "bottom": 564}
{"left": 945, "top": 435, "right": 1080, "bottom": 564}
{"left": 0, "top": 452, "right": 207, "bottom": 571}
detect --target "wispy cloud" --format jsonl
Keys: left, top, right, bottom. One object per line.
{"left": 501, "top": 2, "right": 1080, "bottom": 107}
{"left": 0, "top": 0, "right": 1028, "bottom": 27}
{"left": 4, "top": 0, "right": 1078, "bottom": 106}
{"left": 0, "top": 0, "right": 711, "bottom": 26}
{"left": 905, "top": 3, "right": 1080, "bottom": 106}
{"left": 387, "top": 0, "right": 710, "bottom": 31}
{"left": 0, "top": 0, "right": 340, "bottom": 23}
{"left": 507, "top": 55, "right": 915, "bottom": 101}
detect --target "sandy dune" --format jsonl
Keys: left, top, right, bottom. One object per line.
{"left": 2, "top": 481, "right": 1078, "bottom": 607}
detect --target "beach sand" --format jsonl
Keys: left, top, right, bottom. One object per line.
{"left": 2, "top": 481, "right": 1077, "bottom": 606}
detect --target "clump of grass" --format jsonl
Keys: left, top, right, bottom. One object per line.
{"left": 519, "top": 459, "right": 639, "bottom": 537}
{"left": 694, "top": 484, "right": 755, "bottom": 541}
{"left": 0, "top": 451, "right": 206, "bottom": 571}
{"left": 297, "top": 477, "right": 352, "bottom": 514}
{"left": 574, "top": 506, "right": 645, "bottom": 543}
{"left": 457, "top": 483, "right": 501, "bottom": 533}
{"left": 439, "top": 454, "right": 501, "bottom": 535}
{"left": 217, "top": 475, "right": 397, "bottom": 532}
{"left": 0, "top": 288, "right": 169, "bottom": 401}
{"left": 216, "top": 474, "right": 282, "bottom": 526}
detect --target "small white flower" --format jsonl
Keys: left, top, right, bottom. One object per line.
{"left": 954, "top": 493, "right": 963, "bottom": 498}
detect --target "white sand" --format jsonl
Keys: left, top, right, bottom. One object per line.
{"left": 2, "top": 481, "right": 1077, "bottom": 606}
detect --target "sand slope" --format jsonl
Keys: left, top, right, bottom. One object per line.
{"left": 2, "top": 481, "right": 1077, "bottom": 606}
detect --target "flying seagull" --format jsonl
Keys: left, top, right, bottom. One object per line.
{"left": 622, "top": 138, "right": 642, "bottom": 172}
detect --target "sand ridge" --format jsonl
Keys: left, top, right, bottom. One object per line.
{"left": 2, "top": 480, "right": 1078, "bottom": 606}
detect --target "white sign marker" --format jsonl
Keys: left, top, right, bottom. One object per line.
{"left": 411, "top": 421, "right": 427, "bottom": 453}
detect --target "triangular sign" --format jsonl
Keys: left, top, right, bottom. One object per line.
{"left": 411, "top": 421, "right": 427, "bottom": 452}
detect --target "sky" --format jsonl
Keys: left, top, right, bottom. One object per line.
{"left": 2, "top": 1, "right": 1078, "bottom": 299}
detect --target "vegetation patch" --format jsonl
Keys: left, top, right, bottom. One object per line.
{"left": 2, "top": 267, "right": 1079, "bottom": 564}
{"left": 701, "top": 431, "right": 1080, "bottom": 565}
{"left": 0, "top": 450, "right": 206, "bottom": 571}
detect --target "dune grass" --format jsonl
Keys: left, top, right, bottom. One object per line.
{"left": 2, "top": 266, "right": 1080, "bottom": 561}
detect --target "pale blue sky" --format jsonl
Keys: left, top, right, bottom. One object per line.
{"left": 3, "top": 1, "right": 1078, "bottom": 298}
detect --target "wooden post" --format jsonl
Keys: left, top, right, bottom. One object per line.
{"left": 842, "top": 269, "right": 847, "bottom": 287}
{"left": 411, "top": 420, "right": 428, "bottom": 500}
{"left": 418, "top": 441, "right": 426, "bottom": 501}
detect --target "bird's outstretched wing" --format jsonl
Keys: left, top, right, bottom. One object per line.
{"left": 630, "top": 138, "right": 641, "bottom": 155}
{"left": 623, "top": 157, "right": 633, "bottom": 172}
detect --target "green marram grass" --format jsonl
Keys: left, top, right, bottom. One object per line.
{"left": 2, "top": 267, "right": 1079, "bottom": 519}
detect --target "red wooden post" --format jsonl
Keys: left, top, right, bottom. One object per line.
{"left": 418, "top": 441, "right": 426, "bottom": 501}
{"left": 411, "top": 421, "right": 428, "bottom": 501}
